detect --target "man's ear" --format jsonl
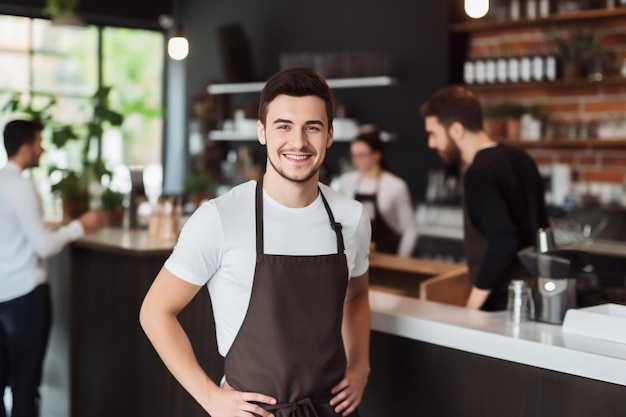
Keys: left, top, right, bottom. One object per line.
{"left": 326, "top": 125, "right": 334, "bottom": 148}
{"left": 448, "top": 121, "right": 465, "bottom": 142}
{"left": 257, "top": 120, "right": 266, "bottom": 145}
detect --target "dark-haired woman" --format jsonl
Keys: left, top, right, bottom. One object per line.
{"left": 337, "top": 128, "right": 418, "bottom": 256}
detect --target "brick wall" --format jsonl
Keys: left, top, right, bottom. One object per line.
{"left": 463, "top": 13, "right": 626, "bottom": 205}
{"left": 469, "top": 17, "right": 626, "bottom": 128}
{"left": 529, "top": 148, "right": 626, "bottom": 206}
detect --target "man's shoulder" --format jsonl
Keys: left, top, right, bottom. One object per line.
{"left": 212, "top": 180, "right": 256, "bottom": 208}
{"left": 319, "top": 183, "right": 365, "bottom": 220}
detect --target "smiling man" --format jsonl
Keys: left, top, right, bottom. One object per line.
{"left": 140, "top": 68, "right": 372, "bottom": 417}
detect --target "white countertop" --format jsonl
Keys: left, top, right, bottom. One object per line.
{"left": 369, "top": 290, "right": 626, "bottom": 386}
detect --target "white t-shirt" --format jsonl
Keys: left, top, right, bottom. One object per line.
{"left": 0, "top": 161, "right": 84, "bottom": 302}
{"left": 336, "top": 171, "right": 418, "bottom": 257}
{"left": 164, "top": 180, "right": 371, "bottom": 356}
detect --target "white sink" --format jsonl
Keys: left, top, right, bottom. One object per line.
{"left": 562, "top": 303, "right": 626, "bottom": 345}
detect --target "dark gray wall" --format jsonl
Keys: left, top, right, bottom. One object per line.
{"left": 182, "top": 0, "right": 451, "bottom": 202}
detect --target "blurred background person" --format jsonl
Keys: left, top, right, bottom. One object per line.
{"left": 420, "top": 86, "right": 548, "bottom": 311}
{"left": 0, "top": 119, "right": 104, "bottom": 417}
{"left": 336, "top": 126, "right": 418, "bottom": 257}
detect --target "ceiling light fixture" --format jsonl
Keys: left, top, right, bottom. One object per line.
{"left": 167, "top": 0, "right": 189, "bottom": 60}
{"left": 464, "top": 0, "right": 489, "bottom": 19}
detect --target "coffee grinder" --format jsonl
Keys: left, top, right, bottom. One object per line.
{"left": 518, "top": 228, "right": 590, "bottom": 324}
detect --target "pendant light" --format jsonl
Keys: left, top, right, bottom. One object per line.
{"left": 167, "top": 0, "right": 189, "bottom": 60}
{"left": 464, "top": 0, "right": 489, "bottom": 19}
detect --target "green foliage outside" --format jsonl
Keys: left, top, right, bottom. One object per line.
{"left": 0, "top": 18, "right": 163, "bottom": 218}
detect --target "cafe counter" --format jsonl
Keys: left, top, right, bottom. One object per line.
{"left": 47, "top": 229, "right": 626, "bottom": 417}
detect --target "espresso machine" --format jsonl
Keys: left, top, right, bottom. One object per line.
{"left": 517, "top": 228, "right": 591, "bottom": 324}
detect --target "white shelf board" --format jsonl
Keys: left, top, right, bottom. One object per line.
{"left": 207, "top": 76, "right": 398, "bottom": 95}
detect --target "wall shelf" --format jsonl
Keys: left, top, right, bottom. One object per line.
{"left": 508, "top": 139, "right": 626, "bottom": 150}
{"left": 466, "top": 76, "right": 626, "bottom": 94}
{"left": 207, "top": 75, "right": 398, "bottom": 95}
{"left": 450, "top": 8, "right": 626, "bottom": 33}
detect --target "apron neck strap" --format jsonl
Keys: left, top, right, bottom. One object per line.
{"left": 255, "top": 178, "right": 345, "bottom": 255}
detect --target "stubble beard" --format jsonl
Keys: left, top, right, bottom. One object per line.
{"left": 267, "top": 151, "right": 321, "bottom": 184}
{"left": 440, "top": 132, "right": 462, "bottom": 173}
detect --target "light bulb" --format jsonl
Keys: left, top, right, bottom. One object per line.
{"left": 168, "top": 36, "right": 189, "bottom": 60}
{"left": 464, "top": 0, "right": 489, "bottom": 19}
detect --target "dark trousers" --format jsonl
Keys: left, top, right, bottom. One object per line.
{"left": 0, "top": 284, "right": 51, "bottom": 417}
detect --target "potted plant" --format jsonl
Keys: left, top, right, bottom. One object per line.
{"left": 48, "top": 86, "right": 124, "bottom": 221}
{"left": 482, "top": 102, "right": 510, "bottom": 139}
{"left": 184, "top": 171, "right": 216, "bottom": 208}
{"left": 552, "top": 26, "right": 599, "bottom": 79}
{"left": 100, "top": 187, "right": 126, "bottom": 227}
{"left": 503, "top": 103, "right": 527, "bottom": 142}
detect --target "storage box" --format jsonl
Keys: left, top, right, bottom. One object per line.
{"left": 562, "top": 303, "right": 626, "bottom": 345}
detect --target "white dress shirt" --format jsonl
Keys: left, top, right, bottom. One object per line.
{"left": 0, "top": 161, "right": 84, "bottom": 302}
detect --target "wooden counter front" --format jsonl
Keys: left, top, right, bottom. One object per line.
{"left": 369, "top": 252, "right": 471, "bottom": 306}
{"left": 69, "top": 229, "right": 221, "bottom": 417}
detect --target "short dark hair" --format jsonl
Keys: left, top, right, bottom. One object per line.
{"left": 3, "top": 119, "right": 44, "bottom": 157}
{"left": 352, "top": 126, "right": 388, "bottom": 170}
{"left": 419, "top": 85, "right": 483, "bottom": 132}
{"left": 258, "top": 67, "right": 335, "bottom": 128}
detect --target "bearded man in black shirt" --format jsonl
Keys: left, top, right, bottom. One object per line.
{"left": 420, "top": 86, "right": 549, "bottom": 311}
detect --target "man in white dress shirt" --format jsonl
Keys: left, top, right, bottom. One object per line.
{"left": 0, "top": 119, "right": 103, "bottom": 417}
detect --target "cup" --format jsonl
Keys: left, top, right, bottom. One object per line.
{"left": 507, "top": 280, "right": 535, "bottom": 323}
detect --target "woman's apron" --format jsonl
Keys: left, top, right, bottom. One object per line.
{"left": 223, "top": 179, "right": 359, "bottom": 417}
{"left": 353, "top": 177, "right": 400, "bottom": 254}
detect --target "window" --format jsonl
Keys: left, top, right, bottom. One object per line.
{"left": 0, "top": 15, "right": 164, "bottom": 218}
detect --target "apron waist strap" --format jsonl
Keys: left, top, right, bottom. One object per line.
{"left": 264, "top": 395, "right": 331, "bottom": 417}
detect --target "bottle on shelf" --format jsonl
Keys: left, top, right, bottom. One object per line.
{"left": 545, "top": 51, "right": 558, "bottom": 81}
{"left": 531, "top": 50, "right": 545, "bottom": 82}
{"left": 525, "top": 0, "right": 538, "bottom": 19}
{"left": 520, "top": 53, "right": 533, "bottom": 82}
{"left": 474, "top": 56, "right": 487, "bottom": 84}
{"left": 510, "top": 0, "right": 521, "bottom": 20}
{"left": 485, "top": 51, "right": 497, "bottom": 84}
{"left": 496, "top": 54, "right": 508, "bottom": 83}
{"left": 507, "top": 53, "right": 521, "bottom": 83}
{"left": 538, "top": 0, "right": 552, "bottom": 17}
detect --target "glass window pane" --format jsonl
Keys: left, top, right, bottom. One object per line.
{"left": 31, "top": 19, "right": 98, "bottom": 96}
{"left": 0, "top": 15, "right": 30, "bottom": 92}
{"left": 0, "top": 15, "right": 30, "bottom": 50}
{"left": 103, "top": 27, "right": 164, "bottom": 167}
{"left": 0, "top": 51, "right": 29, "bottom": 91}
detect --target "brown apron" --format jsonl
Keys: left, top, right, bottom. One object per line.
{"left": 223, "top": 179, "right": 359, "bottom": 417}
{"left": 354, "top": 178, "right": 400, "bottom": 255}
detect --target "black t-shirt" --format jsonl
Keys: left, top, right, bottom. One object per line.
{"left": 463, "top": 144, "right": 548, "bottom": 298}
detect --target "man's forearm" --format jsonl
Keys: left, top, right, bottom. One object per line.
{"left": 466, "top": 286, "right": 491, "bottom": 310}
{"left": 342, "top": 284, "right": 371, "bottom": 371}
{"left": 140, "top": 304, "right": 218, "bottom": 410}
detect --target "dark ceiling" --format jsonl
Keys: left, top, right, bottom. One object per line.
{"left": 0, "top": 0, "right": 172, "bottom": 29}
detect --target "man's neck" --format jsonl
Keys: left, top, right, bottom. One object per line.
{"left": 262, "top": 169, "right": 320, "bottom": 208}
{"left": 461, "top": 131, "right": 496, "bottom": 165}
{"left": 8, "top": 157, "right": 25, "bottom": 171}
